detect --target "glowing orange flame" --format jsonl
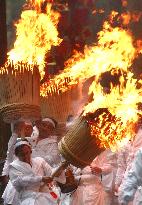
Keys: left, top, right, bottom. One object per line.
{"left": 92, "top": 9, "right": 105, "bottom": 15}
{"left": 136, "top": 40, "right": 142, "bottom": 54}
{"left": 27, "top": 0, "right": 54, "bottom": 13}
{"left": 7, "top": 1, "right": 62, "bottom": 78}
{"left": 0, "top": 59, "right": 35, "bottom": 76}
{"left": 89, "top": 112, "right": 135, "bottom": 151}
{"left": 84, "top": 72, "right": 142, "bottom": 151}
{"left": 40, "top": 21, "right": 136, "bottom": 96}
{"left": 121, "top": 12, "right": 131, "bottom": 25}
{"left": 131, "top": 12, "right": 142, "bottom": 22}
{"left": 121, "top": 12, "right": 142, "bottom": 26}
{"left": 28, "top": 0, "right": 47, "bottom": 12}
{"left": 122, "top": 0, "right": 128, "bottom": 7}
{"left": 39, "top": 15, "right": 139, "bottom": 151}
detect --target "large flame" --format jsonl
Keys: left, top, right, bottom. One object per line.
{"left": 2, "top": 3, "right": 141, "bottom": 152}
{"left": 84, "top": 72, "right": 142, "bottom": 122}
{"left": 40, "top": 21, "right": 136, "bottom": 96}
{"left": 89, "top": 110, "right": 135, "bottom": 152}
{"left": 84, "top": 72, "right": 142, "bottom": 151}
{"left": 7, "top": 1, "right": 62, "bottom": 78}
{"left": 40, "top": 17, "right": 142, "bottom": 151}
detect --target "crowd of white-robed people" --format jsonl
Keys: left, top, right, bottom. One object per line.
{"left": 1, "top": 117, "right": 142, "bottom": 205}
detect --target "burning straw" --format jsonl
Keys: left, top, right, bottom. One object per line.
{"left": 83, "top": 72, "right": 142, "bottom": 151}
{"left": 7, "top": 0, "right": 62, "bottom": 79}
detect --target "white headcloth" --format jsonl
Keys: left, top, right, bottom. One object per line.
{"left": 15, "top": 140, "right": 31, "bottom": 149}
{"left": 42, "top": 118, "right": 55, "bottom": 128}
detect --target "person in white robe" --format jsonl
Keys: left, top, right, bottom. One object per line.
{"left": 2, "top": 121, "right": 33, "bottom": 176}
{"left": 115, "top": 127, "right": 142, "bottom": 205}
{"left": 130, "top": 128, "right": 142, "bottom": 205}
{"left": 9, "top": 139, "right": 65, "bottom": 205}
{"left": 118, "top": 127, "right": 142, "bottom": 205}
{"left": 31, "top": 118, "right": 61, "bottom": 167}
{"left": 71, "top": 149, "right": 117, "bottom": 205}
{"left": 2, "top": 120, "right": 33, "bottom": 205}
{"left": 2, "top": 118, "right": 64, "bottom": 204}
{"left": 118, "top": 147, "right": 142, "bottom": 205}
{"left": 114, "top": 142, "right": 132, "bottom": 193}
{"left": 30, "top": 118, "right": 69, "bottom": 204}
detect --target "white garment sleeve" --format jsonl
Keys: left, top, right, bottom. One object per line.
{"left": 42, "top": 158, "right": 53, "bottom": 176}
{"left": 92, "top": 152, "right": 113, "bottom": 176}
{"left": 101, "top": 164, "right": 113, "bottom": 175}
{"left": 9, "top": 166, "right": 42, "bottom": 191}
{"left": 115, "top": 148, "right": 128, "bottom": 187}
{"left": 2, "top": 133, "right": 18, "bottom": 176}
{"left": 118, "top": 149, "right": 142, "bottom": 204}
{"left": 41, "top": 158, "right": 66, "bottom": 184}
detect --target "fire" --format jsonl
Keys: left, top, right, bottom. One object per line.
{"left": 7, "top": 1, "right": 62, "bottom": 78}
{"left": 92, "top": 9, "right": 105, "bottom": 15}
{"left": 0, "top": 59, "right": 35, "bottom": 76}
{"left": 131, "top": 12, "right": 142, "bottom": 22}
{"left": 136, "top": 40, "right": 142, "bottom": 55}
{"left": 39, "top": 15, "right": 140, "bottom": 151}
{"left": 1, "top": 1, "right": 140, "bottom": 152}
{"left": 121, "top": 12, "right": 131, "bottom": 25}
{"left": 122, "top": 0, "right": 128, "bottom": 8}
{"left": 27, "top": 0, "right": 54, "bottom": 13}
{"left": 89, "top": 112, "right": 134, "bottom": 151}
{"left": 84, "top": 72, "right": 142, "bottom": 151}
{"left": 121, "top": 12, "right": 142, "bottom": 26}
{"left": 28, "top": 0, "right": 47, "bottom": 12}
{"left": 40, "top": 21, "right": 136, "bottom": 96}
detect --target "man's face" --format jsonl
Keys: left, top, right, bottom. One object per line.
{"left": 24, "top": 124, "right": 33, "bottom": 137}
{"left": 37, "top": 121, "right": 54, "bottom": 138}
{"left": 17, "top": 145, "right": 31, "bottom": 164}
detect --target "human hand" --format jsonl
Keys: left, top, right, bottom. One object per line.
{"left": 90, "top": 166, "right": 102, "bottom": 175}
{"left": 52, "top": 161, "right": 68, "bottom": 178}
